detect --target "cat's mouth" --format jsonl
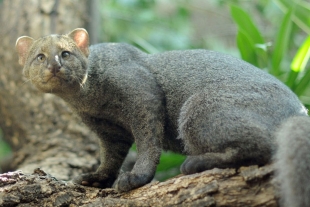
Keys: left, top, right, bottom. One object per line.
{"left": 42, "top": 74, "right": 67, "bottom": 84}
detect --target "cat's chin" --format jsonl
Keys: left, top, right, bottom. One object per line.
{"left": 35, "top": 84, "right": 61, "bottom": 94}
{"left": 35, "top": 78, "right": 78, "bottom": 94}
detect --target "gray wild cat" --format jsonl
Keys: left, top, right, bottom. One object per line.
{"left": 16, "top": 28, "right": 310, "bottom": 206}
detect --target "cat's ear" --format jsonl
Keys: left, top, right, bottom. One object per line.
{"left": 15, "top": 36, "right": 34, "bottom": 65}
{"left": 68, "top": 28, "right": 89, "bottom": 57}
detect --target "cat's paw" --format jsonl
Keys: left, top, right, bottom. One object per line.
{"left": 114, "top": 172, "right": 151, "bottom": 192}
{"left": 180, "top": 156, "right": 211, "bottom": 175}
{"left": 72, "top": 172, "right": 116, "bottom": 188}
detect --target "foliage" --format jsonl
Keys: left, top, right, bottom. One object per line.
{"left": 0, "top": 129, "right": 11, "bottom": 172}
{"left": 156, "top": 152, "right": 185, "bottom": 181}
{"left": 101, "top": 0, "right": 310, "bottom": 107}
{"left": 0, "top": 141, "right": 10, "bottom": 159}
{"left": 100, "top": 0, "right": 193, "bottom": 53}
{"left": 230, "top": 0, "right": 310, "bottom": 107}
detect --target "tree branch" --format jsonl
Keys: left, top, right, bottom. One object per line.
{"left": 0, "top": 165, "right": 278, "bottom": 207}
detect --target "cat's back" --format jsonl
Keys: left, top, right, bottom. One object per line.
{"left": 146, "top": 49, "right": 306, "bottom": 122}
{"left": 146, "top": 49, "right": 276, "bottom": 89}
{"left": 145, "top": 49, "right": 297, "bottom": 100}
{"left": 88, "top": 43, "right": 301, "bottom": 110}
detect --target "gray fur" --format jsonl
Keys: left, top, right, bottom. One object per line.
{"left": 275, "top": 116, "right": 310, "bottom": 207}
{"left": 15, "top": 29, "right": 309, "bottom": 205}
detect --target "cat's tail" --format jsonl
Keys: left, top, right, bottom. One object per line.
{"left": 274, "top": 116, "right": 310, "bottom": 207}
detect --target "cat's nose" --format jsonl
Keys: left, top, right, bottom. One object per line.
{"left": 47, "top": 63, "right": 61, "bottom": 75}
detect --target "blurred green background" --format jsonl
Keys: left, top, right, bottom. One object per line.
{"left": 1, "top": 0, "right": 309, "bottom": 180}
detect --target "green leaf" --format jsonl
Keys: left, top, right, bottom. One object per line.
{"left": 294, "top": 68, "right": 310, "bottom": 96}
{"left": 291, "top": 35, "right": 310, "bottom": 72}
{"left": 286, "top": 70, "right": 299, "bottom": 89}
{"left": 286, "top": 35, "right": 310, "bottom": 88}
{"left": 300, "top": 96, "right": 310, "bottom": 106}
{"left": 271, "top": 9, "right": 293, "bottom": 76}
{"left": 230, "top": 5, "right": 265, "bottom": 44}
{"left": 156, "top": 152, "right": 185, "bottom": 172}
{"left": 0, "top": 129, "right": 11, "bottom": 159}
{"left": 236, "top": 30, "right": 257, "bottom": 66}
{"left": 230, "top": 4, "right": 268, "bottom": 68}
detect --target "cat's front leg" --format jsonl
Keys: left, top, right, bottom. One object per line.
{"left": 73, "top": 116, "right": 133, "bottom": 189}
{"left": 114, "top": 100, "right": 164, "bottom": 192}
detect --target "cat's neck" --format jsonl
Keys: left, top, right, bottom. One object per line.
{"left": 55, "top": 74, "right": 108, "bottom": 116}
{"left": 53, "top": 76, "right": 91, "bottom": 110}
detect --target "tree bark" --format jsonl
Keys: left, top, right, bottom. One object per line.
{"left": 0, "top": 0, "right": 99, "bottom": 181}
{"left": 0, "top": 165, "right": 277, "bottom": 207}
{"left": 0, "top": 0, "right": 279, "bottom": 206}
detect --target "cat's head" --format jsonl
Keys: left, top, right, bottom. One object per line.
{"left": 16, "top": 28, "right": 89, "bottom": 94}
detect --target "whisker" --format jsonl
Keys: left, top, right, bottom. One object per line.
{"left": 77, "top": 77, "right": 84, "bottom": 89}
{"left": 79, "top": 73, "right": 88, "bottom": 89}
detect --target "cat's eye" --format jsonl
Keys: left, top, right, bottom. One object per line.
{"left": 61, "top": 51, "right": 70, "bottom": 59}
{"left": 37, "top": 54, "right": 45, "bottom": 62}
